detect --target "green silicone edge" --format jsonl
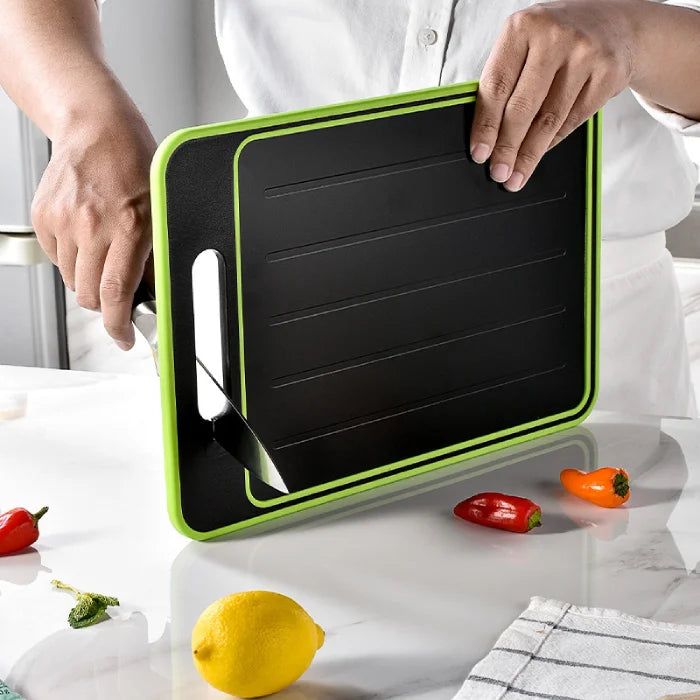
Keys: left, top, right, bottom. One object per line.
{"left": 210, "top": 413, "right": 598, "bottom": 541}
{"left": 589, "top": 108, "right": 602, "bottom": 412}
{"left": 236, "top": 108, "right": 597, "bottom": 510}
{"left": 150, "top": 132, "right": 186, "bottom": 538}
{"left": 151, "top": 81, "right": 478, "bottom": 540}
{"left": 152, "top": 81, "right": 600, "bottom": 540}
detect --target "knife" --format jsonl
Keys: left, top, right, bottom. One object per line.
{"left": 131, "top": 282, "right": 289, "bottom": 494}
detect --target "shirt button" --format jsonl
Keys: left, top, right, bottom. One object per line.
{"left": 418, "top": 27, "right": 438, "bottom": 47}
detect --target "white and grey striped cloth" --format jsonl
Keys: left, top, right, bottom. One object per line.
{"left": 454, "top": 597, "right": 700, "bottom": 700}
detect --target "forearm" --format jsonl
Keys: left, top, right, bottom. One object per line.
{"left": 630, "top": 0, "right": 700, "bottom": 120}
{"left": 0, "top": 0, "right": 136, "bottom": 140}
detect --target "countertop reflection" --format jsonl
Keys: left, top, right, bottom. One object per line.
{"left": 1, "top": 366, "right": 699, "bottom": 699}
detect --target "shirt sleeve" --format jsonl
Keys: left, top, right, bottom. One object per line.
{"left": 630, "top": 0, "right": 700, "bottom": 136}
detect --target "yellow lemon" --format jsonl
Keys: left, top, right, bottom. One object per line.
{"left": 192, "top": 590, "right": 325, "bottom": 698}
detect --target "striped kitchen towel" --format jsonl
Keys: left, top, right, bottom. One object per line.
{"left": 454, "top": 597, "right": 700, "bottom": 700}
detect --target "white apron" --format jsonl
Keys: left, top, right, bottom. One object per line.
{"left": 212, "top": 1, "right": 700, "bottom": 419}
{"left": 599, "top": 233, "right": 695, "bottom": 417}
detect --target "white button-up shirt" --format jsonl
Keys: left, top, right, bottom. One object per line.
{"left": 215, "top": 0, "right": 700, "bottom": 240}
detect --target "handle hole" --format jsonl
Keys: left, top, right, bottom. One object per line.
{"left": 192, "top": 249, "right": 228, "bottom": 420}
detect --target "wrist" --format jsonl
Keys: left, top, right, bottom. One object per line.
{"left": 50, "top": 64, "right": 148, "bottom": 145}
{"left": 625, "top": 0, "right": 663, "bottom": 92}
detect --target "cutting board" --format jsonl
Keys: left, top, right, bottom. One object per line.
{"left": 151, "top": 80, "right": 601, "bottom": 540}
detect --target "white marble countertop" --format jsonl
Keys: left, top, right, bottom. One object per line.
{"left": 2, "top": 365, "right": 700, "bottom": 700}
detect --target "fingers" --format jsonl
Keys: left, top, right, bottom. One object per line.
{"left": 36, "top": 229, "right": 58, "bottom": 268}
{"left": 100, "top": 233, "right": 151, "bottom": 350}
{"left": 503, "top": 65, "right": 588, "bottom": 192}
{"left": 31, "top": 198, "right": 58, "bottom": 267}
{"left": 28, "top": 105, "right": 157, "bottom": 354}
{"left": 142, "top": 251, "right": 155, "bottom": 292}
{"left": 470, "top": 18, "right": 528, "bottom": 165}
{"left": 74, "top": 244, "right": 108, "bottom": 312}
{"left": 547, "top": 77, "right": 598, "bottom": 151}
{"left": 56, "top": 238, "right": 78, "bottom": 291}
{"left": 470, "top": 4, "right": 632, "bottom": 193}
{"left": 33, "top": 183, "right": 153, "bottom": 351}
{"left": 486, "top": 55, "right": 559, "bottom": 188}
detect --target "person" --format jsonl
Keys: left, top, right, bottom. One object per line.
{"left": 1, "top": 0, "right": 699, "bottom": 417}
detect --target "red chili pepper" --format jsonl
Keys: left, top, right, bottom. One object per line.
{"left": 0, "top": 506, "right": 49, "bottom": 555}
{"left": 454, "top": 493, "right": 541, "bottom": 533}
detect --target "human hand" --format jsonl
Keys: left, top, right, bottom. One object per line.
{"left": 470, "top": 0, "right": 638, "bottom": 192}
{"left": 31, "top": 105, "right": 156, "bottom": 349}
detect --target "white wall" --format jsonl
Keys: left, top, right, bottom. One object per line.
{"left": 192, "top": 2, "right": 246, "bottom": 125}
{"left": 100, "top": 0, "right": 197, "bottom": 141}
{"left": 0, "top": 91, "right": 29, "bottom": 226}
{"left": 100, "top": 0, "right": 243, "bottom": 140}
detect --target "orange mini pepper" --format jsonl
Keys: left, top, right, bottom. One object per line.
{"left": 560, "top": 467, "right": 629, "bottom": 508}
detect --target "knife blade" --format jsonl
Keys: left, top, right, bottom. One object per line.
{"left": 131, "top": 283, "right": 290, "bottom": 494}
{"left": 195, "top": 356, "right": 289, "bottom": 494}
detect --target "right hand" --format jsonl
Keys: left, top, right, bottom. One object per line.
{"left": 31, "top": 105, "right": 157, "bottom": 350}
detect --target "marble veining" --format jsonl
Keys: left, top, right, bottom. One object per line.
{"left": 2, "top": 366, "right": 700, "bottom": 699}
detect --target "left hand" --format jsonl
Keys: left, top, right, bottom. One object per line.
{"left": 469, "top": 0, "right": 637, "bottom": 192}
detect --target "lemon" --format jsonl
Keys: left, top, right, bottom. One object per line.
{"left": 191, "top": 590, "right": 325, "bottom": 698}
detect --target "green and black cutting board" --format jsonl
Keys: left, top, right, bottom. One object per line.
{"left": 151, "top": 80, "right": 601, "bottom": 540}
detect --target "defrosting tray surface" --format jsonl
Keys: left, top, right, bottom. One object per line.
{"left": 151, "top": 81, "right": 600, "bottom": 539}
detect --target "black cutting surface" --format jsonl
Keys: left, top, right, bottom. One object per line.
{"left": 162, "top": 86, "right": 598, "bottom": 532}
{"left": 237, "top": 100, "right": 589, "bottom": 494}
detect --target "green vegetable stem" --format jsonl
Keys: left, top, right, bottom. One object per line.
{"left": 51, "top": 579, "right": 119, "bottom": 629}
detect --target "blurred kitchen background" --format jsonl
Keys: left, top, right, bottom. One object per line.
{"left": 1, "top": 0, "right": 700, "bottom": 384}
{"left": 0, "top": 0, "right": 244, "bottom": 376}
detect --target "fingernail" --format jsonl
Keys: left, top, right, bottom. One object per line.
{"left": 504, "top": 171, "right": 525, "bottom": 192}
{"left": 490, "top": 163, "right": 511, "bottom": 183}
{"left": 470, "top": 142, "right": 491, "bottom": 164}
{"left": 117, "top": 340, "right": 132, "bottom": 352}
